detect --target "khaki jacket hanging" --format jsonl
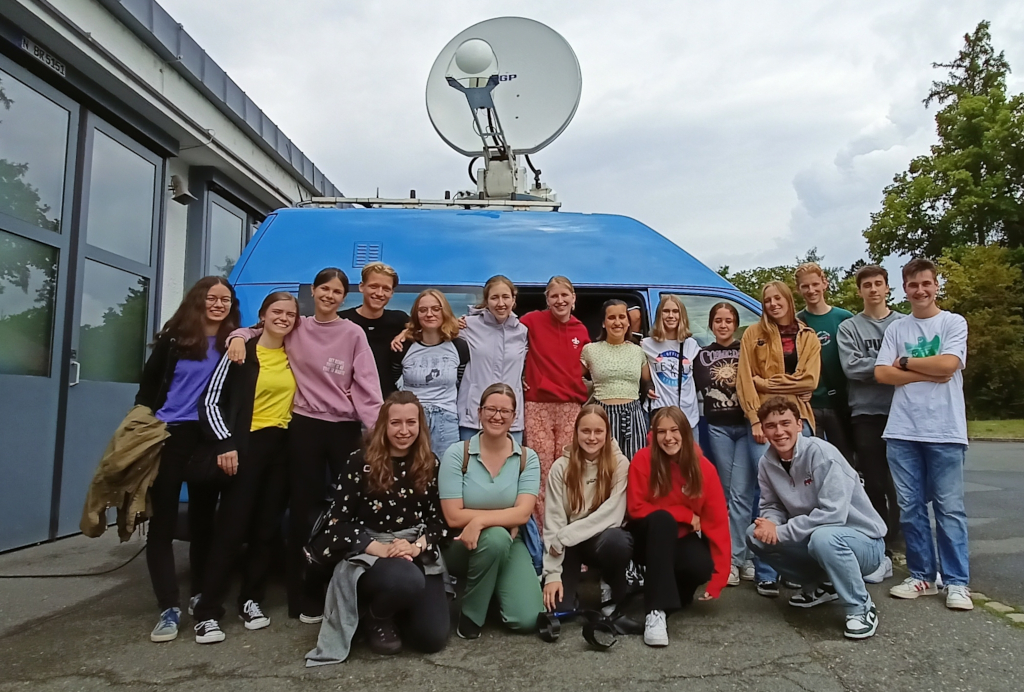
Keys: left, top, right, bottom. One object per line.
{"left": 80, "top": 405, "right": 169, "bottom": 541}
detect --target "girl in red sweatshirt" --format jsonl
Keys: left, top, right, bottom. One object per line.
{"left": 627, "top": 406, "right": 730, "bottom": 648}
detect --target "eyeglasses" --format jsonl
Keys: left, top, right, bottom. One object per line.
{"left": 206, "top": 295, "right": 233, "bottom": 305}
{"left": 481, "top": 406, "right": 515, "bottom": 419}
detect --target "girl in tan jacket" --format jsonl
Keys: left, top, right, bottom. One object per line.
{"left": 735, "top": 281, "right": 821, "bottom": 597}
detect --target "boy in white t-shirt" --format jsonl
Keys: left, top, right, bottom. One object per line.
{"left": 874, "top": 258, "right": 972, "bottom": 612}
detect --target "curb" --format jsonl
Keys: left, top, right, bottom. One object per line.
{"left": 890, "top": 553, "right": 1024, "bottom": 628}
{"left": 968, "top": 437, "right": 1024, "bottom": 443}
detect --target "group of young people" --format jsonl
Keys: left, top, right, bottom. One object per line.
{"left": 122, "top": 254, "right": 971, "bottom": 658}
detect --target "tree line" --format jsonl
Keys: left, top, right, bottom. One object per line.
{"left": 719, "top": 21, "right": 1024, "bottom": 420}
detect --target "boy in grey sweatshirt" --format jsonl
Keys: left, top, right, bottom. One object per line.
{"left": 837, "top": 265, "right": 904, "bottom": 553}
{"left": 746, "top": 397, "right": 887, "bottom": 640}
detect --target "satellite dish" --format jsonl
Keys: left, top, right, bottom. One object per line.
{"left": 426, "top": 17, "right": 582, "bottom": 157}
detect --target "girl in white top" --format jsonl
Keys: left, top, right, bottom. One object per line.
{"left": 543, "top": 404, "right": 634, "bottom": 624}
{"left": 641, "top": 295, "right": 700, "bottom": 430}
{"left": 580, "top": 299, "right": 652, "bottom": 460}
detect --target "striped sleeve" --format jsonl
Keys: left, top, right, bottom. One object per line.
{"left": 201, "top": 352, "right": 233, "bottom": 442}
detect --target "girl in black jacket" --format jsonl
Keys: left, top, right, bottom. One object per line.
{"left": 191, "top": 292, "right": 300, "bottom": 644}
{"left": 136, "top": 276, "right": 240, "bottom": 644}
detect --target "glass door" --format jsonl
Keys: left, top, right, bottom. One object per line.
{"left": 57, "top": 114, "right": 163, "bottom": 535}
{"left": 0, "top": 61, "right": 78, "bottom": 550}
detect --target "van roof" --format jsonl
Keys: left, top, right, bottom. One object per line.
{"left": 234, "top": 208, "right": 734, "bottom": 291}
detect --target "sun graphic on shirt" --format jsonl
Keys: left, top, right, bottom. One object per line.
{"left": 711, "top": 360, "right": 737, "bottom": 387}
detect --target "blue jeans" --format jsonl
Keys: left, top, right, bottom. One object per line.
{"left": 459, "top": 426, "right": 523, "bottom": 444}
{"left": 885, "top": 439, "right": 969, "bottom": 586}
{"left": 424, "top": 406, "right": 460, "bottom": 459}
{"left": 747, "top": 525, "right": 883, "bottom": 615}
{"left": 707, "top": 424, "right": 756, "bottom": 568}
{"left": 748, "top": 419, "right": 813, "bottom": 581}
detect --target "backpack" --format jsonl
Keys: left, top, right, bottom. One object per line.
{"left": 461, "top": 439, "right": 544, "bottom": 575}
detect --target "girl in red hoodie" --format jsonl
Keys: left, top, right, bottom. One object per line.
{"left": 627, "top": 406, "right": 730, "bottom": 648}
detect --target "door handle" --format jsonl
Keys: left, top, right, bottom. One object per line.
{"left": 69, "top": 352, "right": 80, "bottom": 387}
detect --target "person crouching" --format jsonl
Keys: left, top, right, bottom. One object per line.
{"left": 746, "top": 397, "right": 887, "bottom": 639}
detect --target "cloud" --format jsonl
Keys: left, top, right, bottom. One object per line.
{"left": 160, "top": 0, "right": 1024, "bottom": 272}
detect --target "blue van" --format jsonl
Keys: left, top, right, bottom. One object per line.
{"left": 229, "top": 207, "right": 761, "bottom": 344}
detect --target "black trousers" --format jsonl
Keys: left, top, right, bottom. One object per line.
{"left": 357, "top": 558, "right": 450, "bottom": 653}
{"left": 628, "top": 510, "right": 714, "bottom": 613}
{"left": 287, "top": 414, "right": 362, "bottom": 618}
{"left": 146, "top": 422, "right": 217, "bottom": 611}
{"left": 812, "top": 406, "right": 856, "bottom": 468}
{"left": 554, "top": 527, "right": 633, "bottom": 612}
{"left": 851, "top": 414, "right": 901, "bottom": 546}
{"left": 193, "top": 427, "right": 289, "bottom": 622}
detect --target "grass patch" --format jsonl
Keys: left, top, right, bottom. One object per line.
{"left": 968, "top": 420, "right": 1024, "bottom": 440}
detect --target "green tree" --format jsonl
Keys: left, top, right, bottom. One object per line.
{"left": 937, "top": 244, "right": 1024, "bottom": 418}
{"left": 864, "top": 21, "right": 1024, "bottom": 260}
{"left": 718, "top": 248, "right": 864, "bottom": 313}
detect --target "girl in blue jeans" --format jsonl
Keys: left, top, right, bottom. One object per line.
{"left": 694, "top": 303, "right": 761, "bottom": 587}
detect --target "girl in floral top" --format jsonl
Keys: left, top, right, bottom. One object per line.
{"left": 305, "top": 391, "right": 449, "bottom": 656}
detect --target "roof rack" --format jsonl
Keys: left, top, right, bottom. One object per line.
{"left": 298, "top": 197, "right": 561, "bottom": 211}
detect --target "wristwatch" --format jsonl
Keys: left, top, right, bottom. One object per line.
{"left": 899, "top": 356, "right": 909, "bottom": 371}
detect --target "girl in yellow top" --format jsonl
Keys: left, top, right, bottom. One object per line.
{"left": 193, "top": 292, "right": 299, "bottom": 643}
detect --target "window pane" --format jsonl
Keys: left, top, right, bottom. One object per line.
{"left": 85, "top": 131, "right": 155, "bottom": 264}
{"left": 0, "top": 68, "right": 69, "bottom": 232}
{"left": 662, "top": 293, "right": 759, "bottom": 347}
{"left": 79, "top": 260, "right": 149, "bottom": 383}
{"left": 0, "top": 230, "right": 58, "bottom": 376}
{"left": 207, "top": 202, "right": 243, "bottom": 277}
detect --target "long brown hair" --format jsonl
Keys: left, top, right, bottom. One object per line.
{"left": 407, "top": 289, "right": 460, "bottom": 342}
{"left": 155, "top": 276, "right": 240, "bottom": 359}
{"left": 363, "top": 391, "right": 436, "bottom": 494}
{"left": 650, "top": 294, "right": 692, "bottom": 342}
{"left": 564, "top": 404, "right": 617, "bottom": 515}
{"left": 648, "top": 406, "right": 703, "bottom": 499}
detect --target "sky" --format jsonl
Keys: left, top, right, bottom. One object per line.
{"left": 160, "top": 0, "right": 1024, "bottom": 274}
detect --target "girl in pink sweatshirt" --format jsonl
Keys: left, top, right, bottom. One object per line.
{"left": 227, "top": 268, "right": 382, "bottom": 620}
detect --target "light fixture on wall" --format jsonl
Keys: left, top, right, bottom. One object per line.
{"left": 169, "top": 174, "right": 197, "bottom": 205}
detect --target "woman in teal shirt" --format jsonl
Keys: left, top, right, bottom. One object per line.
{"left": 439, "top": 383, "right": 544, "bottom": 639}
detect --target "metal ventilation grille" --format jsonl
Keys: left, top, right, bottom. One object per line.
{"left": 352, "top": 242, "right": 382, "bottom": 268}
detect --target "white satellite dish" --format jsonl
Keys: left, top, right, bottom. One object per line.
{"left": 426, "top": 17, "right": 582, "bottom": 158}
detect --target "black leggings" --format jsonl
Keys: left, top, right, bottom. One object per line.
{"left": 851, "top": 414, "right": 901, "bottom": 546}
{"left": 628, "top": 510, "right": 714, "bottom": 613}
{"left": 555, "top": 527, "right": 633, "bottom": 612}
{"left": 287, "top": 414, "right": 362, "bottom": 618}
{"left": 193, "top": 427, "right": 289, "bottom": 622}
{"left": 146, "top": 422, "right": 217, "bottom": 611}
{"left": 357, "top": 558, "right": 449, "bottom": 653}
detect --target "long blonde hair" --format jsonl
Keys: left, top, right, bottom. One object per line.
{"left": 564, "top": 405, "right": 618, "bottom": 515}
{"left": 407, "top": 289, "right": 460, "bottom": 342}
{"left": 650, "top": 294, "right": 691, "bottom": 342}
{"left": 759, "top": 281, "right": 798, "bottom": 329}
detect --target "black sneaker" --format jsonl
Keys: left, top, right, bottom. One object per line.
{"left": 782, "top": 580, "right": 802, "bottom": 590}
{"left": 194, "top": 619, "right": 225, "bottom": 644}
{"left": 364, "top": 613, "right": 402, "bottom": 655}
{"left": 789, "top": 584, "right": 839, "bottom": 608}
{"left": 239, "top": 599, "right": 270, "bottom": 630}
{"left": 844, "top": 605, "right": 879, "bottom": 639}
{"left": 756, "top": 580, "right": 780, "bottom": 598}
{"left": 456, "top": 612, "right": 481, "bottom": 640}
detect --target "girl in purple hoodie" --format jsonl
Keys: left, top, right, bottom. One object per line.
{"left": 227, "top": 268, "right": 383, "bottom": 620}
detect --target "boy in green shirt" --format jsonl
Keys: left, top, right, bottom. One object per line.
{"left": 795, "top": 263, "right": 855, "bottom": 466}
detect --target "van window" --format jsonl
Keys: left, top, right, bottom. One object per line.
{"left": 660, "top": 293, "right": 759, "bottom": 347}
{"left": 517, "top": 287, "right": 648, "bottom": 342}
{"left": 299, "top": 284, "right": 483, "bottom": 318}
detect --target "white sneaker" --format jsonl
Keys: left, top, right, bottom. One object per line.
{"left": 740, "top": 561, "right": 755, "bottom": 581}
{"left": 945, "top": 585, "right": 974, "bottom": 611}
{"left": 864, "top": 556, "right": 893, "bottom": 584}
{"left": 600, "top": 580, "right": 613, "bottom": 604}
{"left": 889, "top": 577, "right": 938, "bottom": 599}
{"left": 643, "top": 610, "right": 668, "bottom": 647}
{"left": 299, "top": 613, "right": 323, "bottom": 624}
{"left": 187, "top": 593, "right": 201, "bottom": 616}
{"left": 844, "top": 605, "right": 879, "bottom": 640}
{"left": 728, "top": 565, "right": 741, "bottom": 587}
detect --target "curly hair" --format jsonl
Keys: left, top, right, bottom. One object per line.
{"left": 363, "top": 391, "right": 436, "bottom": 495}
{"left": 406, "top": 289, "right": 460, "bottom": 342}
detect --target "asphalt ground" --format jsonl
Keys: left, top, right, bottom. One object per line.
{"left": 0, "top": 441, "right": 1021, "bottom": 692}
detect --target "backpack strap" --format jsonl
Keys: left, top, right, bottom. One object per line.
{"left": 462, "top": 439, "right": 470, "bottom": 475}
{"left": 520, "top": 444, "right": 531, "bottom": 474}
